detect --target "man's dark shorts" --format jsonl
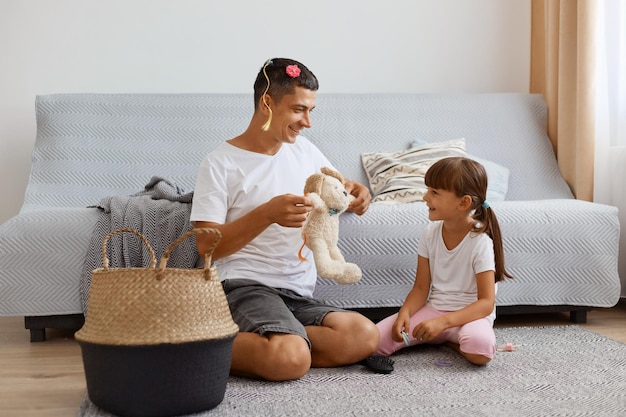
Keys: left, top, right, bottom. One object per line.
{"left": 222, "top": 278, "right": 350, "bottom": 349}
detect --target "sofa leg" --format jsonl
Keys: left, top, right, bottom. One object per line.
{"left": 24, "top": 314, "right": 85, "bottom": 343}
{"left": 29, "top": 327, "right": 47, "bottom": 342}
{"left": 569, "top": 310, "right": 587, "bottom": 323}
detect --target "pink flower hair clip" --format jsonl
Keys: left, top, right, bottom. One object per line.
{"left": 286, "top": 65, "right": 301, "bottom": 78}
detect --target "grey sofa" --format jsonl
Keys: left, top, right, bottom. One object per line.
{"left": 0, "top": 93, "right": 621, "bottom": 341}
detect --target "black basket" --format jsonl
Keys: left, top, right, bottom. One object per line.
{"left": 79, "top": 335, "right": 235, "bottom": 417}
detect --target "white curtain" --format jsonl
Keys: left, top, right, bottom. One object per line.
{"left": 594, "top": 0, "right": 626, "bottom": 297}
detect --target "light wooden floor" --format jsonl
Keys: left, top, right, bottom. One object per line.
{"left": 1, "top": 302, "right": 625, "bottom": 417}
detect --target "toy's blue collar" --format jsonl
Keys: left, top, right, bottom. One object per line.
{"left": 328, "top": 208, "right": 340, "bottom": 216}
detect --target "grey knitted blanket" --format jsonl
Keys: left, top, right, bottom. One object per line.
{"left": 80, "top": 177, "right": 197, "bottom": 314}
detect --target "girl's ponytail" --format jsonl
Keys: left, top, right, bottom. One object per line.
{"left": 472, "top": 201, "right": 512, "bottom": 282}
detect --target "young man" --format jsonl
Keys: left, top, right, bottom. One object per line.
{"left": 190, "top": 58, "right": 389, "bottom": 381}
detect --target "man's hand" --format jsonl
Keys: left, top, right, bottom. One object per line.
{"left": 266, "top": 193, "right": 315, "bottom": 228}
{"left": 344, "top": 181, "right": 372, "bottom": 216}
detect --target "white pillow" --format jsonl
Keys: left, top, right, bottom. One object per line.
{"left": 410, "top": 140, "right": 509, "bottom": 202}
{"left": 362, "top": 138, "right": 466, "bottom": 204}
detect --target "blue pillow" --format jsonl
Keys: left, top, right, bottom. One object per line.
{"left": 410, "top": 141, "right": 509, "bottom": 201}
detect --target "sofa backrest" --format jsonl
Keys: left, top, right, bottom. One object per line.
{"left": 23, "top": 93, "right": 573, "bottom": 212}
{"left": 310, "top": 93, "right": 573, "bottom": 201}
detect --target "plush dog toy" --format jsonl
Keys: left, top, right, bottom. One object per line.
{"left": 298, "top": 167, "right": 362, "bottom": 284}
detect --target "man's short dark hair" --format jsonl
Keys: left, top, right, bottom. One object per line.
{"left": 253, "top": 58, "right": 319, "bottom": 110}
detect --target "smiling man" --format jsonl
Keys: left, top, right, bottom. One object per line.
{"left": 190, "top": 58, "right": 388, "bottom": 381}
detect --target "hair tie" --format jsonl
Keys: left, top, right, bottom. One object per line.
{"left": 483, "top": 200, "right": 490, "bottom": 209}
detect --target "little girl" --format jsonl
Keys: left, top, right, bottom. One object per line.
{"left": 375, "top": 156, "right": 512, "bottom": 365}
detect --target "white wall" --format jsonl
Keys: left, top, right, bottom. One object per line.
{"left": 0, "top": 0, "right": 530, "bottom": 224}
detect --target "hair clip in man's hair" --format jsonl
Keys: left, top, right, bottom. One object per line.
{"left": 261, "top": 59, "right": 273, "bottom": 131}
{"left": 286, "top": 65, "right": 301, "bottom": 78}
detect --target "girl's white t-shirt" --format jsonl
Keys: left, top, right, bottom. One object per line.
{"left": 417, "top": 221, "right": 497, "bottom": 323}
{"left": 190, "top": 136, "right": 333, "bottom": 297}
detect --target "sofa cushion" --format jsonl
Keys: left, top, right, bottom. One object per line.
{"left": 361, "top": 138, "right": 466, "bottom": 204}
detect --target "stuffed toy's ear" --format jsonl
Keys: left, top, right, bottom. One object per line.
{"left": 321, "top": 167, "right": 345, "bottom": 183}
{"left": 304, "top": 173, "right": 324, "bottom": 195}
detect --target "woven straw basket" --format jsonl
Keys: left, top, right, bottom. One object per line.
{"left": 75, "top": 228, "right": 239, "bottom": 417}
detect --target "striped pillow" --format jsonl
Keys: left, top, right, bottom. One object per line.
{"left": 361, "top": 138, "right": 466, "bottom": 203}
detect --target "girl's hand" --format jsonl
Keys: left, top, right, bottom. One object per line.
{"left": 391, "top": 314, "right": 411, "bottom": 343}
{"left": 412, "top": 317, "right": 446, "bottom": 342}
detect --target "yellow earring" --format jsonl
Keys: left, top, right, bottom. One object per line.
{"left": 262, "top": 100, "right": 273, "bottom": 132}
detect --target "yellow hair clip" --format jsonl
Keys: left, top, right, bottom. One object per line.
{"left": 261, "top": 59, "right": 273, "bottom": 131}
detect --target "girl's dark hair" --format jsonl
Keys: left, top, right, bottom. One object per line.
{"left": 425, "top": 156, "right": 513, "bottom": 282}
{"left": 253, "top": 58, "right": 319, "bottom": 110}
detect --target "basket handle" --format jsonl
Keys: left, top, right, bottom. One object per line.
{"left": 101, "top": 228, "right": 157, "bottom": 270}
{"left": 158, "top": 228, "right": 222, "bottom": 280}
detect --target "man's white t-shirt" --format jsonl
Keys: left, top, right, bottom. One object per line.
{"left": 417, "top": 221, "right": 497, "bottom": 323}
{"left": 190, "top": 136, "right": 333, "bottom": 298}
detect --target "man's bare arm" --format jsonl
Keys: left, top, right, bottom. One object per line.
{"left": 193, "top": 194, "right": 314, "bottom": 260}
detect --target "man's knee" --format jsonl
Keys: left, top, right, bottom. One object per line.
{"left": 264, "top": 334, "right": 311, "bottom": 381}
{"left": 357, "top": 317, "right": 380, "bottom": 355}
{"left": 326, "top": 312, "right": 380, "bottom": 358}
